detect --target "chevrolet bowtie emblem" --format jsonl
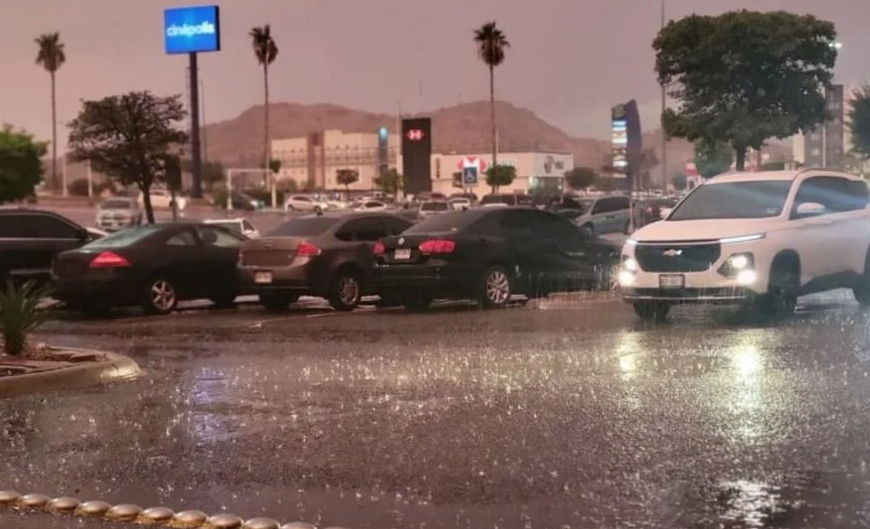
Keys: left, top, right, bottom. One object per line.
{"left": 663, "top": 249, "right": 682, "bottom": 257}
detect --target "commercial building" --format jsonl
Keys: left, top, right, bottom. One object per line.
{"left": 792, "top": 84, "right": 856, "bottom": 169}
{"left": 271, "top": 129, "right": 399, "bottom": 191}
{"left": 399, "top": 151, "right": 573, "bottom": 196}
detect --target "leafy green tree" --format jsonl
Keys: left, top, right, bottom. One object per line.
{"left": 452, "top": 171, "right": 463, "bottom": 189}
{"left": 335, "top": 168, "right": 359, "bottom": 195}
{"left": 694, "top": 139, "right": 734, "bottom": 178}
{"left": 564, "top": 167, "right": 598, "bottom": 190}
{"left": 250, "top": 25, "right": 279, "bottom": 172}
{"left": 654, "top": 10, "right": 837, "bottom": 170}
{"left": 67, "top": 91, "right": 188, "bottom": 223}
{"left": 474, "top": 22, "right": 509, "bottom": 167}
{"left": 848, "top": 85, "right": 870, "bottom": 165}
{"left": 35, "top": 32, "right": 65, "bottom": 191}
{"left": 0, "top": 125, "right": 46, "bottom": 204}
{"left": 485, "top": 165, "right": 516, "bottom": 193}
{"left": 375, "top": 168, "right": 404, "bottom": 196}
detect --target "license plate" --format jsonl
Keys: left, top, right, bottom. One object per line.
{"left": 659, "top": 274, "right": 684, "bottom": 289}
{"left": 254, "top": 271, "right": 273, "bottom": 284}
{"left": 394, "top": 249, "right": 412, "bottom": 260}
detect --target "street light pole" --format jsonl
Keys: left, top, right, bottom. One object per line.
{"left": 659, "top": 0, "right": 668, "bottom": 190}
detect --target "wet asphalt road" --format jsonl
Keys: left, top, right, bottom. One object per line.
{"left": 5, "top": 290, "right": 870, "bottom": 528}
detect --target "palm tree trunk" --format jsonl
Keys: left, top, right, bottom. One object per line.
{"left": 489, "top": 63, "right": 497, "bottom": 194}
{"left": 50, "top": 70, "right": 58, "bottom": 192}
{"left": 263, "top": 63, "right": 271, "bottom": 186}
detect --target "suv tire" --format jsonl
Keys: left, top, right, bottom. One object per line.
{"left": 756, "top": 258, "right": 799, "bottom": 318}
{"left": 853, "top": 248, "right": 870, "bottom": 306}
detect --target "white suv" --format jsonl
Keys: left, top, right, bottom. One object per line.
{"left": 619, "top": 169, "right": 870, "bottom": 320}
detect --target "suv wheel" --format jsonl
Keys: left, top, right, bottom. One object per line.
{"left": 755, "top": 259, "right": 799, "bottom": 318}
{"left": 633, "top": 302, "right": 670, "bottom": 321}
{"left": 142, "top": 277, "right": 178, "bottom": 315}
{"left": 854, "top": 249, "right": 870, "bottom": 305}
{"left": 328, "top": 270, "right": 361, "bottom": 311}
{"left": 479, "top": 265, "right": 512, "bottom": 309}
{"left": 259, "top": 292, "right": 299, "bottom": 312}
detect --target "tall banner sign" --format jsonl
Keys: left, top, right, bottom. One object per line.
{"left": 401, "top": 118, "right": 432, "bottom": 195}
{"left": 377, "top": 127, "right": 389, "bottom": 176}
{"left": 610, "top": 100, "right": 642, "bottom": 192}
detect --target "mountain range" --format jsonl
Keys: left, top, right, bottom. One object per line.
{"left": 51, "top": 100, "right": 791, "bottom": 187}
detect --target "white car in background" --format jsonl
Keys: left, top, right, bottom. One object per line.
{"left": 138, "top": 189, "right": 187, "bottom": 210}
{"left": 284, "top": 194, "right": 329, "bottom": 213}
{"left": 449, "top": 197, "right": 472, "bottom": 210}
{"left": 204, "top": 218, "right": 261, "bottom": 239}
{"left": 350, "top": 200, "right": 388, "bottom": 211}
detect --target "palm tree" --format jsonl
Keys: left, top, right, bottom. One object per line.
{"left": 473, "top": 22, "right": 509, "bottom": 168}
{"left": 35, "top": 32, "right": 66, "bottom": 191}
{"left": 249, "top": 25, "right": 278, "bottom": 179}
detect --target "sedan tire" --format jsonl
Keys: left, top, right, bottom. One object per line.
{"left": 478, "top": 265, "right": 513, "bottom": 309}
{"left": 328, "top": 270, "right": 362, "bottom": 311}
{"left": 142, "top": 277, "right": 178, "bottom": 315}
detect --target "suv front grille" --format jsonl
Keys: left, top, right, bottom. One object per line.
{"left": 635, "top": 241, "right": 721, "bottom": 272}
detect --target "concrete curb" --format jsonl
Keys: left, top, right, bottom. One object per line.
{"left": 0, "top": 490, "right": 337, "bottom": 529}
{"left": 0, "top": 348, "right": 142, "bottom": 399}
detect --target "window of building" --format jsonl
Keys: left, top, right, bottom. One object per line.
{"left": 811, "top": 148, "right": 821, "bottom": 156}
{"left": 810, "top": 133, "right": 820, "bottom": 141}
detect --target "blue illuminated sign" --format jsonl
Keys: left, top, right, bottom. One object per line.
{"left": 378, "top": 127, "right": 388, "bottom": 139}
{"left": 164, "top": 5, "right": 221, "bottom": 54}
{"left": 463, "top": 167, "right": 478, "bottom": 186}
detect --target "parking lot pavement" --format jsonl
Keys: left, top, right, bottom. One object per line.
{"left": 6, "top": 290, "right": 870, "bottom": 528}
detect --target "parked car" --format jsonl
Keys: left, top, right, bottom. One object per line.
{"left": 51, "top": 223, "right": 245, "bottom": 316}
{"left": 374, "top": 207, "right": 621, "bottom": 310}
{"left": 637, "top": 197, "right": 679, "bottom": 226}
{"left": 571, "top": 195, "right": 633, "bottom": 235}
{"left": 238, "top": 212, "right": 413, "bottom": 311}
{"left": 0, "top": 208, "right": 92, "bottom": 287}
{"left": 349, "top": 200, "right": 388, "bottom": 212}
{"left": 479, "top": 194, "right": 533, "bottom": 207}
{"left": 225, "top": 192, "right": 263, "bottom": 211}
{"left": 448, "top": 197, "right": 472, "bottom": 211}
{"left": 619, "top": 169, "right": 870, "bottom": 320}
{"left": 138, "top": 189, "right": 187, "bottom": 211}
{"left": 95, "top": 197, "right": 143, "bottom": 232}
{"left": 284, "top": 194, "right": 330, "bottom": 213}
{"left": 417, "top": 200, "right": 450, "bottom": 219}
{"left": 204, "top": 218, "right": 261, "bottom": 239}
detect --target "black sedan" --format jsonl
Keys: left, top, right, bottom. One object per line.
{"left": 374, "top": 207, "right": 621, "bottom": 310}
{"left": 51, "top": 223, "right": 245, "bottom": 316}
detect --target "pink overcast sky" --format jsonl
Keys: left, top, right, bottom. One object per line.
{"left": 1, "top": 0, "right": 866, "bottom": 150}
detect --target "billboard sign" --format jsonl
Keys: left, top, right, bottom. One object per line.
{"left": 401, "top": 118, "right": 432, "bottom": 194}
{"left": 610, "top": 100, "right": 642, "bottom": 181}
{"left": 377, "top": 127, "right": 388, "bottom": 175}
{"left": 164, "top": 5, "right": 221, "bottom": 54}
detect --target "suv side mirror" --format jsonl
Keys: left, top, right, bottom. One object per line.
{"left": 795, "top": 202, "right": 825, "bottom": 217}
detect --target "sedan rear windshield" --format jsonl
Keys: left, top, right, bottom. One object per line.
{"left": 403, "top": 211, "right": 480, "bottom": 234}
{"left": 84, "top": 225, "right": 162, "bottom": 248}
{"left": 480, "top": 195, "right": 512, "bottom": 205}
{"left": 421, "top": 202, "right": 449, "bottom": 211}
{"left": 101, "top": 200, "right": 134, "bottom": 209}
{"left": 267, "top": 217, "right": 341, "bottom": 236}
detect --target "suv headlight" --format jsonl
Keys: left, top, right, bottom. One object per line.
{"left": 717, "top": 252, "right": 755, "bottom": 283}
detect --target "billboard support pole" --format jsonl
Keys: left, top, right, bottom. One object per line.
{"left": 189, "top": 52, "right": 203, "bottom": 199}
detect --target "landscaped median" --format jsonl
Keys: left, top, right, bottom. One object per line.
{"left": 0, "top": 344, "right": 142, "bottom": 398}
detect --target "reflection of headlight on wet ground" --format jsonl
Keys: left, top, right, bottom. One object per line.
{"left": 732, "top": 347, "right": 760, "bottom": 377}
{"left": 619, "top": 354, "right": 636, "bottom": 373}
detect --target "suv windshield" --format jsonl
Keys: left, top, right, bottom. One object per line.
{"left": 84, "top": 224, "right": 161, "bottom": 248}
{"left": 667, "top": 180, "right": 793, "bottom": 220}
{"left": 480, "top": 195, "right": 512, "bottom": 206}
{"left": 268, "top": 217, "right": 340, "bottom": 236}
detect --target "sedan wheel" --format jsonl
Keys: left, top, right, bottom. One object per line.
{"left": 328, "top": 272, "right": 361, "bottom": 311}
{"left": 143, "top": 278, "right": 178, "bottom": 315}
{"left": 479, "top": 265, "right": 512, "bottom": 309}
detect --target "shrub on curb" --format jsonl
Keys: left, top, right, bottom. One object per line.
{"left": 0, "top": 280, "right": 51, "bottom": 356}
